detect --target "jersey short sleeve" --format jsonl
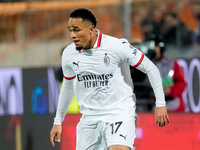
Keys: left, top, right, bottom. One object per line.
{"left": 61, "top": 46, "right": 76, "bottom": 80}
{"left": 118, "top": 38, "right": 144, "bottom": 67}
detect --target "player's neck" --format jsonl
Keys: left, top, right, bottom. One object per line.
{"left": 86, "top": 33, "right": 97, "bottom": 49}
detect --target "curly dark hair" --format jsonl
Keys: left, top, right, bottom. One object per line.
{"left": 70, "top": 8, "right": 97, "bottom": 27}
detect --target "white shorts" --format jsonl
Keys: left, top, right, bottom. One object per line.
{"left": 76, "top": 115, "right": 137, "bottom": 150}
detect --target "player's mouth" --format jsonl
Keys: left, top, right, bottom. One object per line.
{"left": 73, "top": 40, "right": 80, "bottom": 45}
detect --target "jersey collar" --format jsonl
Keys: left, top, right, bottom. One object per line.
{"left": 93, "top": 29, "right": 102, "bottom": 48}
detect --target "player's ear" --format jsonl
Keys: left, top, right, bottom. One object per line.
{"left": 89, "top": 25, "right": 95, "bottom": 34}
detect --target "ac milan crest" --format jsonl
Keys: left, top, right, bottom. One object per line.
{"left": 104, "top": 53, "right": 110, "bottom": 66}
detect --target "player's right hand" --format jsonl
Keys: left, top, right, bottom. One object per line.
{"left": 155, "top": 106, "right": 170, "bottom": 127}
{"left": 50, "top": 125, "right": 62, "bottom": 147}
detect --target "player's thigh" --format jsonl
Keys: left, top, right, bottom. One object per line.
{"left": 109, "top": 144, "right": 131, "bottom": 150}
{"left": 106, "top": 115, "right": 137, "bottom": 149}
{"left": 76, "top": 121, "right": 106, "bottom": 150}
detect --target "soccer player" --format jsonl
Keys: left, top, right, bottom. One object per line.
{"left": 50, "top": 8, "right": 170, "bottom": 150}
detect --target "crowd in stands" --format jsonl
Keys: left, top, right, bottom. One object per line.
{"left": 132, "top": 0, "right": 200, "bottom": 112}
{"left": 139, "top": 0, "right": 200, "bottom": 59}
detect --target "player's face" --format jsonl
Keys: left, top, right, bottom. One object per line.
{"left": 191, "top": 3, "right": 200, "bottom": 20}
{"left": 154, "top": 46, "right": 161, "bottom": 60}
{"left": 68, "top": 18, "right": 94, "bottom": 50}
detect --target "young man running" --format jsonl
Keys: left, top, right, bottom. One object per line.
{"left": 50, "top": 8, "right": 170, "bottom": 150}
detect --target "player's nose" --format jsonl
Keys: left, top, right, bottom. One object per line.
{"left": 70, "top": 31, "right": 76, "bottom": 39}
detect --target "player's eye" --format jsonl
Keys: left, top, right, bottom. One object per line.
{"left": 74, "top": 29, "right": 80, "bottom": 32}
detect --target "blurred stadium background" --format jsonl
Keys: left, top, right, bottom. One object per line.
{"left": 0, "top": 0, "right": 200, "bottom": 150}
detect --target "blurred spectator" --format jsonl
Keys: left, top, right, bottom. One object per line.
{"left": 140, "top": 17, "right": 160, "bottom": 41}
{"left": 191, "top": 0, "right": 200, "bottom": 44}
{"left": 135, "top": 35, "right": 187, "bottom": 112}
{"left": 160, "top": 12, "right": 193, "bottom": 47}
{"left": 187, "top": 0, "right": 200, "bottom": 58}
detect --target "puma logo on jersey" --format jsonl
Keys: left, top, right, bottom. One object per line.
{"left": 119, "top": 134, "right": 127, "bottom": 140}
{"left": 73, "top": 61, "right": 80, "bottom": 67}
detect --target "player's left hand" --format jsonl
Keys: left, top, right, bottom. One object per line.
{"left": 155, "top": 106, "right": 170, "bottom": 127}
